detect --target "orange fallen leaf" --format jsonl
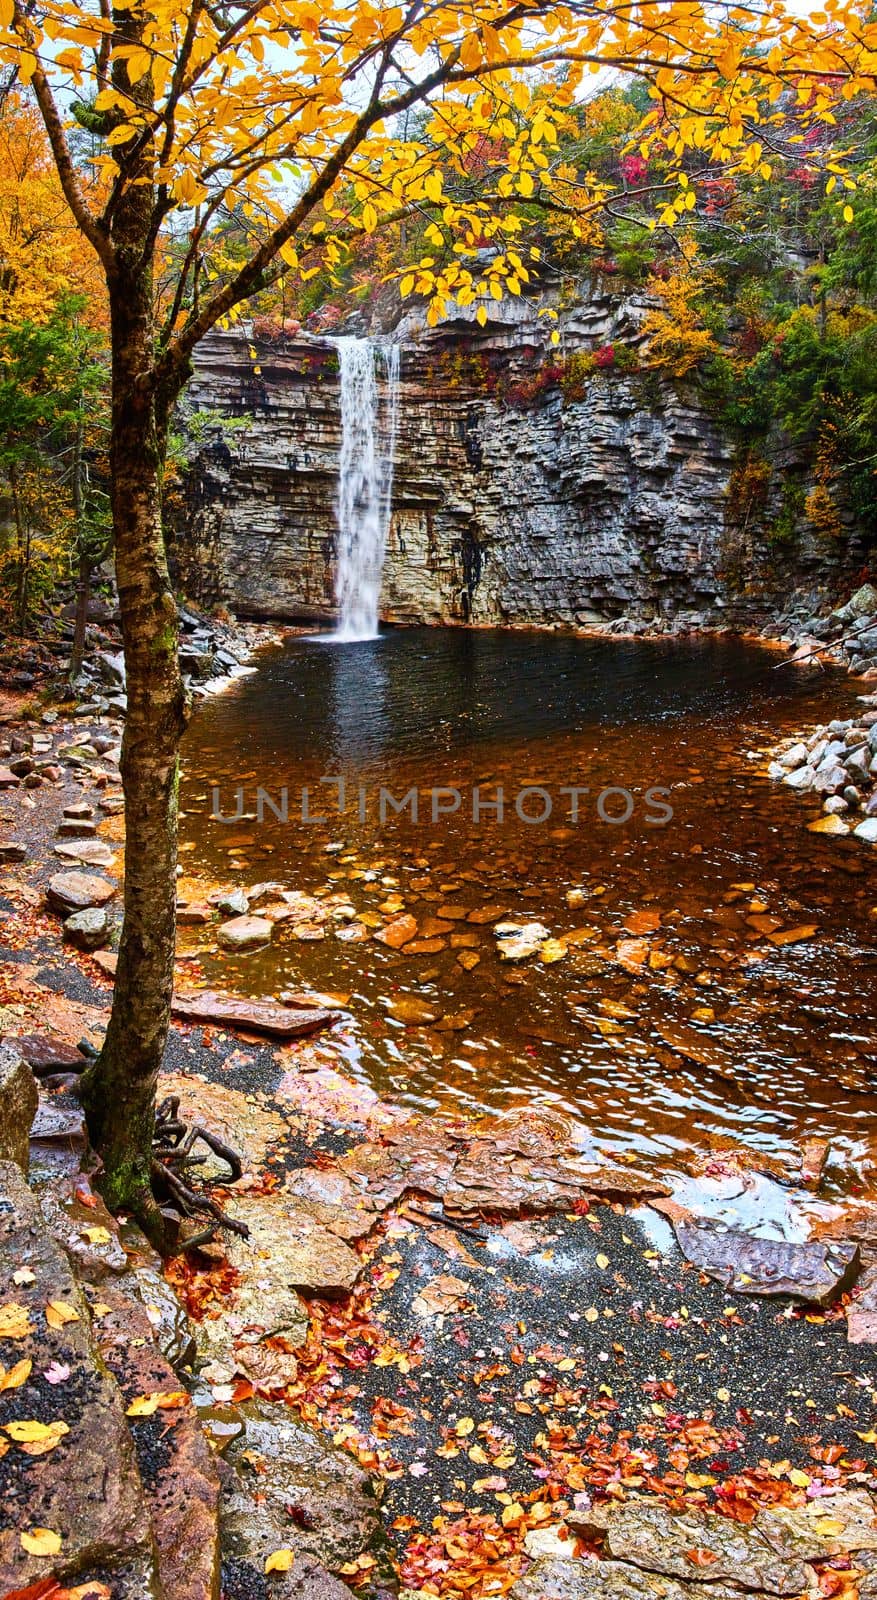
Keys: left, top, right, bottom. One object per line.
{"left": 0, "top": 1358, "right": 32, "bottom": 1392}
{"left": 686, "top": 1549, "right": 719, "bottom": 1567}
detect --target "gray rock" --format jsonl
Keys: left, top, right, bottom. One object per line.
{"left": 63, "top": 906, "right": 109, "bottom": 951}
{"left": 854, "top": 819, "right": 877, "bottom": 843}
{"left": 836, "top": 583, "right": 877, "bottom": 622}
{"left": 824, "top": 796, "right": 849, "bottom": 815}
{"left": 214, "top": 888, "right": 249, "bottom": 915}
{"left": 510, "top": 1558, "right": 759, "bottom": 1600}
{"left": 0, "top": 1043, "right": 38, "bottom": 1171}
{"left": 53, "top": 837, "right": 116, "bottom": 868}
{"left": 813, "top": 765, "right": 847, "bottom": 794}
{"left": 580, "top": 1497, "right": 811, "bottom": 1593}
{"left": 783, "top": 765, "right": 815, "bottom": 791}
{"left": 96, "top": 650, "right": 126, "bottom": 687}
{"left": 777, "top": 742, "right": 808, "bottom": 770}
{"left": 675, "top": 1221, "right": 859, "bottom": 1305}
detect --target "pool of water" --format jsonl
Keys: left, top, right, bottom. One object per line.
{"left": 179, "top": 628, "right": 877, "bottom": 1186}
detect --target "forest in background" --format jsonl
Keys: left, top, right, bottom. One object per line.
{"left": 2, "top": 76, "right": 876, "bottom": 640}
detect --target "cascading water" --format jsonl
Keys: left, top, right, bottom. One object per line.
{"left": 332, "top": 337, "right": 400, "bottom": 642}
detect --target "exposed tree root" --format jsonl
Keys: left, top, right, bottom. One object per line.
{"left": 151, "top": 1095, "right": 250, "bottom": 1242}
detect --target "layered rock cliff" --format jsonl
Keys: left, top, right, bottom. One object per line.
{"left": 171, "top": 293, "right": 862, "bottom": 628}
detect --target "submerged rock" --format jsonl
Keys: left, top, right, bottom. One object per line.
{"left": 495, "top": 921, "right": 551, "bottom": 960}
{"left": 216, "top": 913, "right": 273, "bottom": 950}
{"left": 675, "top": 1221, "right": 859, "bottom": 1304}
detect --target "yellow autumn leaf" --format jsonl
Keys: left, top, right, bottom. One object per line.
{"left": 4, "top": 1419, "right": 70, "bottom": 1456}
{"left": 789, "top": 1468, "right": 811, "bottom": 1488}
{"left": 264, "top": 1548, "right": 295, "bottom": 1573}
{"left": 45, "top": 1301, "right": 80, "bottom": 1329}
{"left": 83, "top": 1227, "right": 112, "bottom": 1245}
{"left": 0, "top": 1303, "right": 33, "bottom": 1340}
{"left": 843, "top": 204, "right": 854, "bottom": 222}
{"left": 596, "top": 1253, "right": 610, "bottom": 1269}
{"left": 20, "top": 1527, "right": 62, "bottom": 1557}
{"left": 584, "top": 1307, "right": 599, "bottom": 1322}
{"left": 455, "top": 1416, "right": 475, "bottom": 1436}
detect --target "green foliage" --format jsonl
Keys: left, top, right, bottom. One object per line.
{"left": 0, "top": 295, "right": 110, "bottom": 633}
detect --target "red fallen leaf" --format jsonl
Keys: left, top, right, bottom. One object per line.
{"left": 686, "top": 1549, "right": 720, "bottom": 1567}
{"left": 3, "top": 1582, "right": 61, "bottom": 1600}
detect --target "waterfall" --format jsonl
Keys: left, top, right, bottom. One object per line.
{"left": 332, "top": 337, "right": 400, "bottom": 642}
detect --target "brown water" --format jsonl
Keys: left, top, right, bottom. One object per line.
{"left": 179, "top": 628, "right": 877, "bottom": 1190}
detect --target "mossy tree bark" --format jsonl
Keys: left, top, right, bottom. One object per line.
{"left": 77, "top": 57, "right": 188, "bottom": 1245}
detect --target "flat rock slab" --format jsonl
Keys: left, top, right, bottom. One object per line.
{"left": 222, "top": 1400, "right": 382, "bottom": 1576}
{"left": 172, "top": 988, "right": 339, "bottom": 1039}
{"left": 0, "top": 1160, "right": 152, "bottom": 1593}
{"left": 216, "top": 914, "right": 273, "bottom": 949}
{"left": 574, "top": 1497, "right": 811, "bottom": 1593}
{"left": 224, "top": 1191, "right": 364, "bottom": 1298}
{"left": 7, "top": 1035, "right": 88, "bottom": 1075}
{"left": 53, "top": 837, "right": 116, "bottom": 867}
{"left": 223, "top": 1551, "right": 357, "bottom": 1599}
{"left": 510, "top": 1557, "right": 774, "bottom": 1600}
{"left": 46, "top": 870, "right": 115, "bottom": 913}
{"left": 675, "top": 1222, "right": 860, "bottom": 1304}
{"left": 756, "top": 1491, "right": 877, "bottom": 1560}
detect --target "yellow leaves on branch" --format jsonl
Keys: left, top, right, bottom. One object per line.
{"left": 0, "top": 0, "right": 874, "bottom": 337}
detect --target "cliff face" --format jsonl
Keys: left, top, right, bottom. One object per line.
{"left": 172, "top": 294, "right": 859, "bottom": 628}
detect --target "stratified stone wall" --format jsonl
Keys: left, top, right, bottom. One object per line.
{"left": 172, "top": 295, "right": 861, "bottom": 628}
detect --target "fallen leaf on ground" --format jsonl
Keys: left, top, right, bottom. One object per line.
{"left": 0, "top": 1303, "right": 33, "bottom": 1340}
{"left": 45, "top": 1301, "right": 79, "bottom": 1330}
{"left": 20, "top": 1528, "right": 63, "bottom": 1556}
{"left": 4, "top": 1420, "right": 70, "bottom": 1456}
{"left": 126, "top": 1390, "right": 188, "bottom": 1416}
{"left": 0, "top": 1357, "right": 31, "bottom": 1392}
{"left": 264, "top": 1548, "right": 295, "bottom": 1573}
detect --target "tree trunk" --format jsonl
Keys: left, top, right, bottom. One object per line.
{"left": 69, "top": 416, "right": 89, "bottom": 681}
{"left": 79, "top": 267, "right": 186, "bottom": 1241}
{"left": 70, "top": 550, "right": 90, "bottom": 681}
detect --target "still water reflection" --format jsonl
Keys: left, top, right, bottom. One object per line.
{"left": 180, "top": 629, "right": 877, "bottom": 1186}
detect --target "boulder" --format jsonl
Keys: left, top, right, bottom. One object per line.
{"left": 91, "top": 1276, "right": 221, "bottom": 1600}
{"left": 171, "top": 989, "right": 338, "bottom": 1039}
{"left": 0, "top": 765, "right": 20, "bottom": 788}
{"left": 0, "top": 1042, "right": 38, "bottom": 1171}
{"left": 836, "top": 583, "right": 877, "bottom": 622}
{"left": 0, "top": 841, "right": 26, "bottom": 862}
{"left": 47, "top": 870, "right": 115, "bottom": 914}
{"left": 62, "top": 906, "right": 109, "bottom": 951}
{"left": 0, "top": 1161, "right": 153, "bottom": 1594}
{"left": 675, "top": 1221, "right": 859, "bottom": 1304}
{"left": 216, "top": 914, "right": 273, "bottom": 950}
